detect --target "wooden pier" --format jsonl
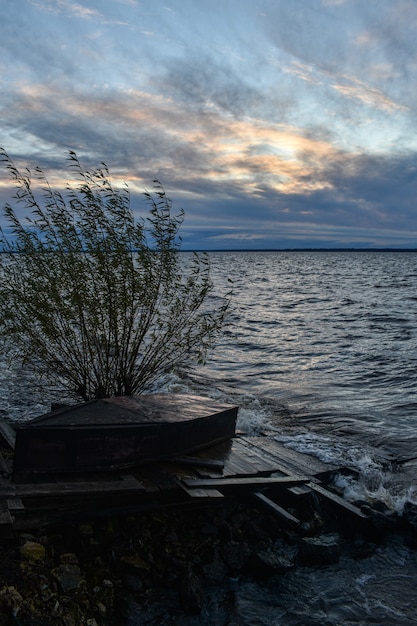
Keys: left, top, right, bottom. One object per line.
{"left": 0, "top": 425, "right": 369, "bottom": 536}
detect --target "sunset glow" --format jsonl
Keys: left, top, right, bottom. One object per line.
{"left": 1, "top": 0, "right": 417, "bottom": 249}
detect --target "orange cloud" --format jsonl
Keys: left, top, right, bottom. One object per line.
{"left": 11, "top": 83, "right": 346, "bottom": 199}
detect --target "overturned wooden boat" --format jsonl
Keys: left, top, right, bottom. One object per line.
{"left": 11, "top": 393, "right": 238, "bottom": 481}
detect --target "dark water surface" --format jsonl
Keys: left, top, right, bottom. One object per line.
{"left": 2, "top": 250, "right": 417, "bottom": 624}
{"left": 175, "top": 250, "right": 417, "bottom": 625}
{"left": 194, "top": 251, "right": 417, "bottom": 509}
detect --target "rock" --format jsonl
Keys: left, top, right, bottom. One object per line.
{"left": 51, "top": 563, "right": 85, "bottom": 592}
{"left": 180, "top": 564, "right": 204, "bottom": 614}
{"left": 359, "top": 504, "right": 398, "bottom": 533}
{"left": 60, "top": 552, "right": 79, "bottom": 565}
{"left": 0, "top": 585, "right": 24, "bottom": 614}
{"left": 246, "top": 546, "right": 296, "bottom": 578}
{"left": 95, "top": 601, "right": 107, "bottom": 616}
{"left": 45, "top": 533, "right": 67, "bottom": 559}
{"left": 220, "top": 541, "right": 251, "bottom": 573}
{"left": 20, "top": 540, "right": 46, "bottom": 563}
{"left": 119, "top": 554, "right": 151, "bottom": 575}
{"left": 62, "top": 614, "right": 80, "bottom": 626}
{"left": 299, "top": 533, "right": 341, "bottom": 565}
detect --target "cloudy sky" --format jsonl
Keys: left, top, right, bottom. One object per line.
{"left": 1, "top": 0, "right": 417, "bottom": 249}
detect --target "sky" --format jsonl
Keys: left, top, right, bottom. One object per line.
{"left": 1, "top": 0, "right": 417, "bottom": 250}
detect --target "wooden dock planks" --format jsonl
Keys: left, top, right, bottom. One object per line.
{"left": 253, "top": 492, "right": 302, "bottom": 529}
{"left": 181, "top": 475, "right": 310, "bottom": 489}
{"left": 0, "top": 433, "right": 368, "bottom": 533}
{"left": 235, "top": 436, "right": 337, "bottom": 479}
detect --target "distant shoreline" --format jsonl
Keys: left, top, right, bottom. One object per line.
{"left": 2, "top": 247, "right": 417, "bottom": 254}
{"left": 182, "top": 247, "right": 417, "bottom": 253}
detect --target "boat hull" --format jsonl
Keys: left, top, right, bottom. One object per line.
{"left": 12, "top": 394, "right": 238, "bottom": 481}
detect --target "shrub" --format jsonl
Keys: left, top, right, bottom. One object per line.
{"left": 0, "top": 149, "right": 229, "bottom": 401}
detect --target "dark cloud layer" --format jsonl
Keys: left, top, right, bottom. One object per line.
{"left": 1, "top": 0, "right": 417, "bottom": 249}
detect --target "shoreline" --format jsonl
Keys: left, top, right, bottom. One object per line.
{"left": 1, "top": 497, "right": 416, "bottom": 625}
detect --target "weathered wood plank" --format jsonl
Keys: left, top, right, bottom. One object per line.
{"left": 214, "top": 440, "right": 278, "bottom": 477}
{"left": 231, "top": 445, "right": 270, "bottom": 473}
{"left": 237, "top": 437, "right": 337, "bottom": 478}
{"left": 226, "top": 439, "right": 298, "bottom": 477}
{"left": 180, "top": 484, "right": 224, "bottom": 499}
{"left": 138, "top": 465, "right": 182, "bottom": 492}
{"left": 173, "top": 456, "right": 225, "bottom": 470}
{"left": 0, "top": 420, "right": 16, "bottom": 450}
{"left": 14, "top": 476, "right": 147, "bottom": 498}
{"left": 229, "top": 440, "right": 279, "bottom": 473}
{"left": 308, "top": 482, "right": 369, "bottom": 519}
{"left": 7, "top": 498, "right": 25, "bottom": 512}
{"left": 223, "top": 451, "right": 263, "bottom": 476}
{"left": 182, "top": 475, "right": 309, "bottom": 489}
{"left": 0, "top": 485, "right": 17, "bottom": 498}
{"left": 253, "top": 492, "right": 301, "bottom": 528}
{"left": 288, "top": 485, "right": 313, "bottom": 496}
{"left": 224, "top": 459, "right": 257, "bottom": 476}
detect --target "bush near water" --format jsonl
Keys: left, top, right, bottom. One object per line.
{"left": 0, "top": 149, "right": 229, "bottom": 401}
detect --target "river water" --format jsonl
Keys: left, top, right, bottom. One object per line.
{"left": 1, "top": 249, "right": 417, "bottom": 624}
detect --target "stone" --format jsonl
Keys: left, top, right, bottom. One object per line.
{"left": 95, "top": 601, "right": 107, "bottom": 615}
{"left": 220, "top": 541, "right": 251, "bottom": 573}
{"left": 119, "top": 554, "right": 151, "bottom": 574}
{"left": 20, "top": 540, "right": 46, "bottom": 563}
{"left": 60, "top": 553, "right": 79, "bottom": 565}
{"left": 52, "top": 563, "right": 85, "bottom": 592}
{"left": 246, "top": 547, "right": 296, "bottom": 578}
{"left": 299, "top": 533, "right": 341, "bottom": 565}
{"left": 0, "top": 586, "right": 24, "bottom": 613}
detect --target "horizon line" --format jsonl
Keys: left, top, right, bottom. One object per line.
{"left": 181, "top": 247, "right": 417, "bottom": 253}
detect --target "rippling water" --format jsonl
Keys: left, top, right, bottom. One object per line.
{"left": 209, "top": 251, "right": 417, "bottom": 428}
{"left": 185, "top": 251, "right": 417, "bottom": 506}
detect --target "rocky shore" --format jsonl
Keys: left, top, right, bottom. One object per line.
{"left": 0, "top": 497, "right": 416, "bottom": 625}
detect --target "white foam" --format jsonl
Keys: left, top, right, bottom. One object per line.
{"left": 273, "top": 431, "right": 417, "bottom": 514}
{"left": 236, "top": 405, "right": 274, "bottom": 435}
{"left": 273, "top": 432, "right": 375, "bottom": 468}
{"left": 148, "top": 372, "right": 192, "bottom": 395}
